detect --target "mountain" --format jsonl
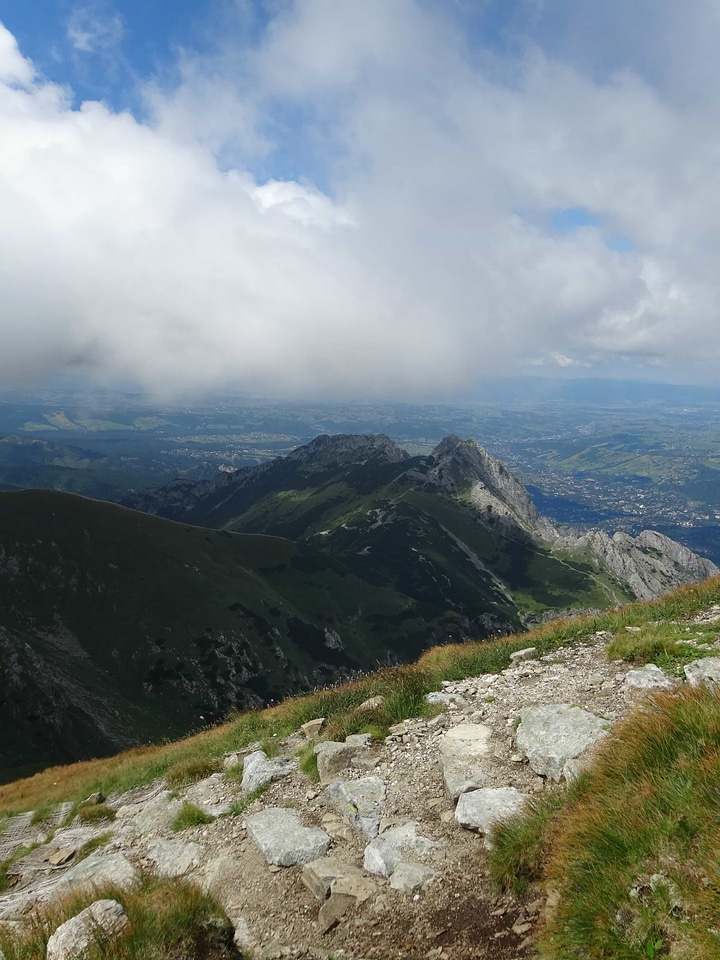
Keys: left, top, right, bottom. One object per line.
{"left": 129, "top": 432, "right": 717, "bottom": 606}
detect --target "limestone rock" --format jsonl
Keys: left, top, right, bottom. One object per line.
{"left": 510, "top": 647, "right": 537, "bottom": 662}
{"left": 455, "top": 787, "right": 528, "bottom": 843}
{"left": 241, "top": 751, "right": 296, "bottom": 795}
{"left": 144, "top": 838, "right": 204, "bottom": 878}
{"left": 183, "top": 774, "right": 232, "bottom": 817}
{"left": 438, "top": 723, "right": 492, "bottom": 799}
{"left": 301, "top": 857, "right": 363, "bottom": 900}
{"left": 324, "top": 777, "right": 386, "bottom": 839}
{"left": 46, "top": 899, "right": 128, "bottom": 960}
{"left": 684, "top": 657, "right": 720, "bottom": 688}
{"left": 301, "top": 718, "right": 326, "bottom": 739}
{"left": 314, "top": 736, "right": 370, "bottom": 784}
{"left": 116, "top": 790, "right": 183, "bottom": 835}
{"left": 624, "top": 664, "right": 676, "bottom": 695}
{"left": 389, "top": 862, "right": 436, "bottom": 894}
{"left": 57, "top": 853, "right": 138, "bottom": 895}
{"left": 363, "top": 822, "right": 442, "bottom": 878}
{"left": 516, "top": 704, "right": 609, "bottom": 781}
{"left": 356, "top": 696, "right": 385, "bottom": 712}
{"left": 246, "top": 808, "right": 331, "bottom": 867}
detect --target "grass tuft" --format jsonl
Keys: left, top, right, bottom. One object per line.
{"left": 164, "top": 756, "right": 222, "bottom": 788}
{"left": 0, "top": 874, "right": 241, "bottom": 959}
{"left": 172, "top": 802, "right": 215, "bottom": 833}
{"left": 76, "top": 802, "right": 116, "bottom": 824}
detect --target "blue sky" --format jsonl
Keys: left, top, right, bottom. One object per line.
{"left": 0, "top": 1, "right": 718, "bottom": 397}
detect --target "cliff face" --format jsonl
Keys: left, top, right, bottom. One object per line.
{"left": 556, "top": 528, "right": 720, "bottom": 601}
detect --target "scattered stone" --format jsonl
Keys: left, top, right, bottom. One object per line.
{"left": 516, "top": 704, "right": 609, "bottom": 781}
{"left": 438, "top": 723, "right": 492, "bottom": 799}
{"left": 389, "top": 862, "right": 436, "bottom": 894}
{"left": 246, "top": 808, "right": 331, "bottom": 867}
{"left": 241, "top": 751, "right": 296, "bottom": 795}
{"left": 46, "top": 899, "right": 128, "bottom": 960}
{"left": 222, "top": 752, "right": 243, "bottom": 771}
{"left": 624, "top": 664, "right": 676, "bottom": 695}
{"left": 200, "top": 856, "right": 257, "bottom": 952}
{"left": 356, "top": 696, "right": 385, "bottom": 712}
{"left": 324, "top": 777, "right": 386, "bottom": 839}
{"left": 302, "top": 857, "right": 363, "bottom": 900}
{"left": 144, "top": 838, "right": 204, "bottom": 878}
{"left": 314, "top": 737, "right": 370, "bottom": 784}
{"left": 48, "top": 849, "right": 76, "bottom": 867}
{"left": 363, "top": 822, "right": 442, "bottom": 878}
{"left": 625, "top": 626, "right": 642, "bottom": 633}
{"left": 301, "top": 718, "right": 326, "bottom": 740}
{"left": 318, "top": 893, "right": 355, "bottom": 934}
{"left": 684, "top": 657, "right": 720, "bottom": 688}
{"left": 183, "top": 774, "right": 232, "bottom": 817}
{"left": 509, "top": 647, "right": 537, "bottom": 662}
{"left": 455, "top": 788, "right": 528, "bottom": 844}
{"left": 330, "top": 876, "right": 377, "bottom": 903}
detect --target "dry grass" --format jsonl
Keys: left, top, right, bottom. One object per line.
{"left": 0, "top": 874, "right": 241, "bottom": 959}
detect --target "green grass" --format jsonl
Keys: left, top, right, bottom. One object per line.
{"left": 297, "top": 745, "right": 319, "bottom": 783}
{"left": 222, "top": 786, "right": 270, "bottom": 819}
{"left": 75, "top": 830, "right": 113, "bottom": 862}
{"left": 490, "top": 684, "right": 720, "bottom": 960}
{"left": 76, "top": 802, "right": 116, "bottom": 824}
{"left": 164, "top": 756, "right": 222, "bottom": 788}
{"left": 0, "top": 874, "right": 241, "bottom": 959}
{"left": 172, "top": 803, "right": 215, "bottom": 833}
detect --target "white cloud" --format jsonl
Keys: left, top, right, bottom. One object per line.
{"left": 1, "top": 2, "right": 720, "bottom": 398}
{"left": 67, "top": 5, "right": 124, "bottom": 54}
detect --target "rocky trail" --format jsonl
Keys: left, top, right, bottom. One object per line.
{"left": 3, "top": 610, "right": 720, "bottom": 960}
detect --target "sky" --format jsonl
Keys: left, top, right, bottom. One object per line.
{"left": 1, "top": 0, "right": 719, "bottom": 399}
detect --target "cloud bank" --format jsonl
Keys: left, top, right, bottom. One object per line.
{"left": 1, "top": 1, "right": 719, "bottom": 398}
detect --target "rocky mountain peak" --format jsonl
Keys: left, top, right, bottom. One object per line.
{"left": 287, "top": 433, "right": 410, "bottom": 465}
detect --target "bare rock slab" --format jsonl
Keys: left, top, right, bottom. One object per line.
{"left": 455, "top": 787, "right": 528, "bottom": 843}
{"left": 116, "top": 790, "right": 183, "bottom": 835}
{"left": 246, "top": 808, "right": 331, "bottom": 867}
{"left": 183, "top": 774, "right": 233, "bottom": 817}
{"left": 241, "top": 751, "right": 297, "bottom": 795}
{"left": 201, "top": 855, "right": 257, "bottom": 952}
{"left": 624, "top": 664, "right": 676, "bottom": 696}
{"left": 324, "top": 777, "right": 386, "bottom": 839}
{"left": 47, "top": 899, "right": 128, "bottom": 960}
{"left": 684, "top": 657, "right": 720, "bottom": 688}
{"left": 516, "top": 704, "right": 609, "bottom": 781}
{"left": 144, "top": 838, "right": 204, "bottom": 878}
{"left": 57, "top": 852, "right": 138, "bottom": 895}
{"left": 438, "top": 723, "right": 492, "bottom": 799}
{"left": 363, "top": 821, "right": 443, "bottom": 878}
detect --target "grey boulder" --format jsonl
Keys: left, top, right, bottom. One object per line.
{"left": 241, "top": 751, "right": 296, "bottom": 795}
{"left": 624, "top": 664, "right": 676, "bottom": 695}
{"left": 515, "top": 704, "right": 609, "bottom": 781}
{"left": 438, "top": 723, "right": 492, "bottom": 799}
{"left": 324, "top": 776, "right": 386, "bottom": 838}
{"left": 47, "top": 899, "right": 128, "bottom": 960}
{"left": 684, "top": 657, "right": 720, "bottom": 688}
{"left": 246, "top": 808, "right": 331, "bottom": 867}
{"left": 455, "top": 787, "right": 528, "bottom": 844}
{"left": 363, "top": 821, "right": 442, "bottom": 878}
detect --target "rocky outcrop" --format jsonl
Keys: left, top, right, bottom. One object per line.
{"left": 556, "top": 528, "right": 719, "bottom": 601}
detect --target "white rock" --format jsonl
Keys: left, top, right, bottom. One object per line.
{"left": 116, "top": 791, "right": 183, "bottom": 835}
{"left": 144, "top": 838, "right": 204, "bottom": 879}
{"left": 314, "top": 737, "right": 370, "bottom": 784}
{"left": 516, "top": 704, "right": 609, "bottom": 781}
{"left": 510, "top": 647, "right": 537, "bottom": 662}
{"left": 684, "top": 657, "right": 720, "bottom": 688}
{"left": 363, "top": 822, "right": 442, "bottom": 878}
{"left": 241, "top": 751, "right": 296, "bottom": 795}
{"left": 57, "top": 853, "right": 138, "bottom": 895}
{"left": 624, "top": 664, "right": 676, "bottom": 695}
{"left": 183, "top": 774, "right": 231, "bottom": 817}
{"left": 455, "top": 787, "right": 528, "bottom": 844}
{"left": 47, "top": 900, "right": 128, "bottom": 960}
{"left": 438, "top": 723, "right": 492, "bottom": 799}
{"left": 324, "top": 777, "right": 386, "bottom": 839}
{"left": 246, "top": 808, "right": 331, "bottom": 867}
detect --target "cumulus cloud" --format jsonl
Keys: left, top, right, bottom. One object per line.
{"left": 0, "top": 2, "right": 719, "bottom": 398}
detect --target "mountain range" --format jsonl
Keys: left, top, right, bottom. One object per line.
{"left": 0, "top": 433, "right": 715, "bottom": 781}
